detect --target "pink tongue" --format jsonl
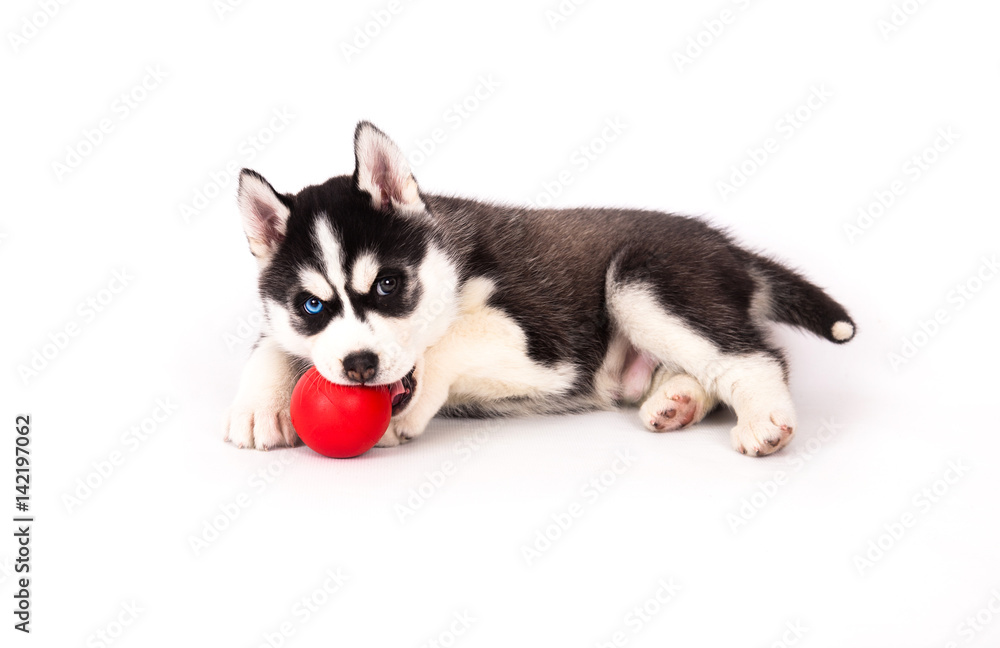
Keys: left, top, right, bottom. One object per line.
{"left": 388, "top": 379, "right": 406, "bottom": 403}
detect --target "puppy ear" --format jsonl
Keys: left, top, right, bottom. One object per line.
{"left": 353, "top": 121, "right": 426, "bottom": 215}
{"left": 237, "top": 169, "right": 291, "bottom": 262}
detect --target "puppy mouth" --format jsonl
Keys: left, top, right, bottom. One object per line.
{"left": 386, "top": 367, "right": 416, "bottom": 415}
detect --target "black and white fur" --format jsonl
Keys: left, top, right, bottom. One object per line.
{"left": 224, "top": 122, "right": 855, "bottom": 457}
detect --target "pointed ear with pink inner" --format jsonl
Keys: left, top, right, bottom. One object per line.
{"left": 237, "top": 169, "right": 292, "bottom": 263}
{"left": 352, "top": 121, "right": 426, "bottom": 216}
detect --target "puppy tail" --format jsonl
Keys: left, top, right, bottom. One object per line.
{"left": 749, "top": 253, "right": 856, "bottom": 344}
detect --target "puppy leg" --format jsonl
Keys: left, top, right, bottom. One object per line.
{"left": 639, "top": 369, "right": 717, "bottom": 432}
{"left": 375, "top": 352, "right": 456, "bottom": 446}
{"left": 713, "top": 352, "right": 796, "bottom": 456}
{"left": 224, "top": 337, "right": 301, "bottom": 450}
{"left": 608, "top": 281, "right": 795, "bottom": 456}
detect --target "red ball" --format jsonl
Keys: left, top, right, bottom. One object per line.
{"left": 290, "top": 367, "right": 391, "bottom": 458}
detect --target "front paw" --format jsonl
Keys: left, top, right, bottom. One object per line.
{"left": 374, "top": 415, "right": 428, "bottom": 447}
{"left": 224, "top": 404, "right": 298, "bottom": 451}
{"left": 375, "top": 422, "right": 402, "bottom": 447}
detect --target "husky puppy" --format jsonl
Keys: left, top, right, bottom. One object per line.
{"left": 224, "top": 122, "right": 855, "bottom": 456}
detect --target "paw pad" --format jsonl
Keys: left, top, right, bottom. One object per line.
{"left": 645, "top": 398, "right": 697, "bottom": 432}
{"left": 638, "top": 374, "right": 713, "bottom": 435}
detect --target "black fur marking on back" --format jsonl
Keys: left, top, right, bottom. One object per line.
{"left": 426, "top": 197, "right": 619, "bottom": 396}
{"left": 424, "top": 196, "right": 848, "bottom": 394}
{"left": 609, "top": 224, "right": 771, "bottom": 355}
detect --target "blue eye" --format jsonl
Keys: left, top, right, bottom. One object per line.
{"left": 302, "top": 297, "right": 324, "bottom": 315}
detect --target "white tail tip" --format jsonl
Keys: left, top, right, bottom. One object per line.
{"left": 832, "top": 321, "right": 854, "bottom": 341}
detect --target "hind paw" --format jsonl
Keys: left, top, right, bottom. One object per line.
{"left": 640, "top": 374, "right": 714, "bottom": 433}
{"left": 731, "top": 410, "right": 796, "bottom": 456}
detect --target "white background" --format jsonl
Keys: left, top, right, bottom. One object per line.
{"left": 3, "top": 0, "right": 1000, "bottom": 646}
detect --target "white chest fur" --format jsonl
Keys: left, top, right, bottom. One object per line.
{"left": 430, "top": 278, "right": 578, "bottom": 406}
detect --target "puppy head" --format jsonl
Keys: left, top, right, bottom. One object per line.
{"left": 237, "top": 122, "right": 458, "bottom": 412}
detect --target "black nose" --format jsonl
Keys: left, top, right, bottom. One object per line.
{"left": 342, "top": 351, "right": 379, "bottom": 384}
